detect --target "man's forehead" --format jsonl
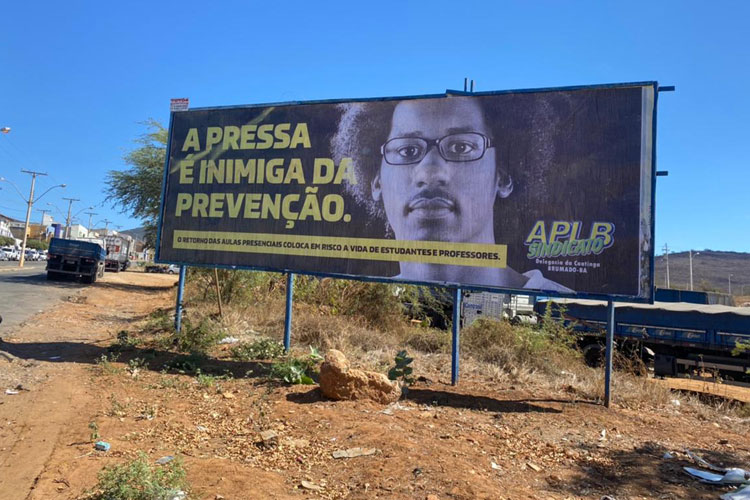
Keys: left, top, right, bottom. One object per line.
{"left": 388, "top": 98, "right": 487, "bottom": 137}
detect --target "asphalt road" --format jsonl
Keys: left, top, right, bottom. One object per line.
{"left": 0, "top": 262, "right": 85, "bottom": 332}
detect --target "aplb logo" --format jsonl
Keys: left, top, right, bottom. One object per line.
{"left": 524, "top": 221, "right": 614, "bottom": 259}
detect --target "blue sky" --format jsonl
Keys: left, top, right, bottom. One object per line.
{"left": 0, "top": 1, "right": 748, "bottom": 253}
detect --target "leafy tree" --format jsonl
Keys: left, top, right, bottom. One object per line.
{"left": 25, "top": 239, "right": 48, "bottom": 250}
{"left": 105, "top": 119, "right": 167, "bottom": 247}
{"left": 0, "top": 236, "right": 16, "bottom": 247}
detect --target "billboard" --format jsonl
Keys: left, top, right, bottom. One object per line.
{"left": 157, "top": 82, "right": 656, "bottom": 300}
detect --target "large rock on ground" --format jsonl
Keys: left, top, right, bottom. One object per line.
{"left": 319, "top": 350, "right": 401, "bottom": 404}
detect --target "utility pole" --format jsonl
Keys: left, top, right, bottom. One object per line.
{"left": 62, "top": 197, "right": 80, "bottom": 239}
{"left": 19, "top": 170, "right": 47, "bottom": 267}
{"left": 101, "top": 219, "right": 113, "bottom": 234}
{"left": 688, "top": 250, "right": 700, "bottom": 291}
{"left": 85, "top": 211, "right": 98, "bottom": 236}
{"left": 662, "top": 243, "right": 670, "bottom": 288}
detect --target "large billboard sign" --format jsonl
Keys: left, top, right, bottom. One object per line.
{"left": 156, "top": 82, "right": 656, "bottom": 300}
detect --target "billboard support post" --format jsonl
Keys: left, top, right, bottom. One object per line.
{"left": 284, "top": 272, "right": 295, "bottom": 352}
{"left": 175, "top": 265, "right": 186, "bottom": 332}
{"left": 451, "top": 287, "right": 462, "bottom": 386}
{"left": 604, "top": 300, "right": 615, "bottom": 407}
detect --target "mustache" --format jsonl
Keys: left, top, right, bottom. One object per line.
{"left": 405, "top": 188, "right": 458, "bottom": 213}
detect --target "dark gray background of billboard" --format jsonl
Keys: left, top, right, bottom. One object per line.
{"left": 158, "top": 86, "right": 646, "bottom": 295}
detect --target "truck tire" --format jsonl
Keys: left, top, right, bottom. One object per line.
{"left": 47, "top": 271, "right": 61, "bottom": 281}
{"left": 582, "top": 342, "right": 605, "bottom": 367}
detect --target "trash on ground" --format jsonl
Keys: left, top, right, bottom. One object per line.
{"left": 379, "top": 402, "right": 411, "bottom": 415}
{"left": 300, "top": 480, "right": 323, "bottom": 491}
{"left": 156, "top": 455, "right": 175, "bottom": 465}
{"left": 332, "top": 447, "right": 378, "bottom": 459}
{"left": 168, "top": 490, "right": 186, "bottom": 500}
{"left": 218, "top": 336, "right": 239, "bottom": 344}
{"left": 721, "top": 484, "right": 750, "bottom": 500}
{"left": 684, "top": 467, "right": 748, "bottom": 485}
{"left": 5, "top": 389, "right": 19, "bottom": 395}
{"left": 687, "top": 448, "right": 728, "bottom": 472}
{"left": 94, "top": 441, "right": 110, "bottom": 452}
{"left": 527, "top": 462, "right": 542, "bottom": 472}
{"left": 663, "top": 452, "right": 674, "bottom": 459}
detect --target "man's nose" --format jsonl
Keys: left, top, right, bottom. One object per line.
{"left": 412, "top": 146, "right": 450, "bottom": 187}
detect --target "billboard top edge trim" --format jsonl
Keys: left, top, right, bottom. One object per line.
{"left": 174, "top": 80, "right": 659, "bottom": 113}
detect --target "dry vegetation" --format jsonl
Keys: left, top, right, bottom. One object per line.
{"left": 5, "top": 270, "right": 750, "bottom": 499}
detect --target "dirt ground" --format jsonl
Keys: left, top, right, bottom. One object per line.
{"left": 1, "top": 272, "right": 749, "bottom": 500}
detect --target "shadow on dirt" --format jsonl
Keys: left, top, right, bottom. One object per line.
{"left": 285, "top": 386, "right": 567, "bottom": 414}
{"left": 95, "top": 279, "right": 176, "bottom": 294}
{"left": 548, "top": 441, "right": 745, "bottom": 499}
{"left": 0, "top": 340, "right": 273, "bottom": 379}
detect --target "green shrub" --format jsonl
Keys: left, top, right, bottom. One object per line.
{"left": 269, "top": 348, "right": 322, "bottom": 385}
{"left": 172, "top": 317, "right": 223, "bottom": 354}
{"left": 230, "top": 338, "right": 285, "bottom": 361}
{"left": 388, "top": 350, "right": 414, "bottom": 384}
{"left": 89, "top": 452, "right": 188, "bottom": 500}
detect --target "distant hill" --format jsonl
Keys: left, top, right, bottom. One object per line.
{"left": 120, "top": 226, "right": 146, "bottom": 241}
{"left": 655, "top": 250, "right": 750, "bottom": 297}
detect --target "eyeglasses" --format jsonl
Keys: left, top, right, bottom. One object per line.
{"left": 381, "top": 132, "right": 492, "bottom": 165}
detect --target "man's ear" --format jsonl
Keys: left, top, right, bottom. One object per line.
{"left": 371, "top": 172, "right": 382, "bottom": 202}
{"left": 496, "top": 172, "right": 513, "bottom": 199}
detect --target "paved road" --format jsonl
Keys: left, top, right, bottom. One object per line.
{"left": 0, "top": 263, "right": 86, "bottom": 332}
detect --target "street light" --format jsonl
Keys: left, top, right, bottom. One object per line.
{"left": 0, "top": 173, "right": 66, "bottom": 267}
{"left": 689, "top": 250, "right": 700, "bottom": 291}
{"left": 1, "top": 127, "right": 10, "bottom": 134}
{"left": 66, "top": 205, "right": 94, "bottom": 238}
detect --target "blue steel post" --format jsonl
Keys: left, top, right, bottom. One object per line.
{"left": 604, "top": 300, "right": 615, "bottom": 407}
{"left": 175, "top": 265, "right": 186, "bottom": 332}
{"left": 451, "top": 287, "right": 462, "bottom": 386}
{"left": 284, "top": 272, "right": 295, "bottom": 352}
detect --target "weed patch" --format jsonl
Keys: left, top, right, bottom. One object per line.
{"left": 86, "top": 452, "right": 188, "bottom": 500}
{"left": 230, "top": 338, "right": 285, "bottom": 361}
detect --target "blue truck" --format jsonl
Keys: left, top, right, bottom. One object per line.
{"left": 536, "top": 290, "right": 750, "bottom": 378}
{"left": 46, "top": 237, "right": 106, "bottom": 284}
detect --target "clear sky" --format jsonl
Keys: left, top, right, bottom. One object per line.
{"left": 0, "top": 1, "right": 747, "bottom": 253}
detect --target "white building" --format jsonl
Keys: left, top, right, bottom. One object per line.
{"left": 0, "top": 220, "right": 13, "bottom": 239}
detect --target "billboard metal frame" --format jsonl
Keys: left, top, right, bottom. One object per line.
{"left": 156, "top": 80, "right": 660, "bottom": 304}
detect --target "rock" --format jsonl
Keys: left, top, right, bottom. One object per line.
{"left": 319, "top": 350, "right": 401, "bottom": 404}
{"left": 258, "top": 430, "right": 278, "bottom": 447}
{"left": 332, "top": 447, "right": 378, "bottom": 459}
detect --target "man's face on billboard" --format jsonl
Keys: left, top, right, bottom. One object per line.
{"left": 372, "top": 98, "right": 501, "bottom": 243}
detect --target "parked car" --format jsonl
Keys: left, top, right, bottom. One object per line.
{"left": 0, "top": 249, "right": 8, "bottom": 261}
{"left": 24, "top": 249, "right": 39, "bottom": 261}
{"left": 1, "top": 247, "right": 19, "bottom": 260}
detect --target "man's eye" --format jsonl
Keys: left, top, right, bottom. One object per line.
{"left": 397, "top": 145, "right": 423, "bottom": 159}
{"left": 445, "top": 141, "right": 476, "bottom": 155}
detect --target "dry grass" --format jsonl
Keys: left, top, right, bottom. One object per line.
{"left": 142, "top": 271, "right": 748, "bottom": 422}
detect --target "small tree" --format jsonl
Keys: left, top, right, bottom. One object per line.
{"left": 105, "top": 119, "right": 167, "bottom": 247}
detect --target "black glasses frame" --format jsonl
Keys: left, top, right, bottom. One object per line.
{"left": 380, "top": 132, "right": 493, "bottom": 165}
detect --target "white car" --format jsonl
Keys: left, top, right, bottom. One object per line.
{"left": 1, "top": 247, "right": 19, "bottom": 260}
{"left": 0, "top": 249, "right": 8, "bottom": 261}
